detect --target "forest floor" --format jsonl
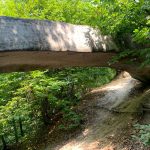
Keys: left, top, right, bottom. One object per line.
{"left": 39, "top": 72, "right": 150, "bottom": 150}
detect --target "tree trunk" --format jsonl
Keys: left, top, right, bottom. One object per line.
{"left": 1, "top": 135, "right": 7, "bottom": 150}
{"left": 19, "top": 117, "right": 24, "bottom": 137}
{"left": 12, "top": 118, "right": 18, "bottom": 143}
{"left": 41, "top": 98, "right": 52, "bottom": 125}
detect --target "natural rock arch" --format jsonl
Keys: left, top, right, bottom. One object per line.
{"left": 0, "top": 16, "right": 149, "bottom": 82}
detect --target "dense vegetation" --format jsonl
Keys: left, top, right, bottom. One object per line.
{"left": 0, "top": 0, "right": 149, "bottom": 148}
{"left": 0, "top": 68, "right": 116, "bottom": 149}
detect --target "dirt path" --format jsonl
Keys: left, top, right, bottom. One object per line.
{"left": 41, "top": 72, "right": 149, "bottom": 150}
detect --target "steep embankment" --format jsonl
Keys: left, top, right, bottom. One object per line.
{"left": 41, "top": 72, "right": 149, "bottom": 150}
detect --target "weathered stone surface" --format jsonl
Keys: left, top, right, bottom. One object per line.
{"left": 0, "top": 50, "right": 149, "bottom": 83}
{"left": 0, "top": 16, "right": 149, "bottom": 83}
{"left": 0, "top": 16, "right": 118, "bottom": 52}
{"left": 0, "top": 51, "right": 116, "bottom": 72}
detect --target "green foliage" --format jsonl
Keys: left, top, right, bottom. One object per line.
{"left": 133, "top": 124, "right": 150, "bottom": 146}
{"left": 139, "top": 48, "right": 150, "bottom": 67}
{"left": 0, "top": 67, "right": 116, "bottom": 148}
{"left": 109, "top": 49, "right": 135, "bottom": 64}
{"left": 110, "top": 47, "right": 150, "bottom": 67}
{"left": 0, "top": 0, "right": 95, "bottom": 25}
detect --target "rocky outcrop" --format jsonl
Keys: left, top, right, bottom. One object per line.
{"left": 0, "top": 16, "right": 149, "bottom": 83}
{"left": 0, "top": 16, "right": 118, "bottom": 52}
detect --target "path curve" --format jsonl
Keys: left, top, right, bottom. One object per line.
{"left": 43, "top": 72, "right": 147, "bottom": 150}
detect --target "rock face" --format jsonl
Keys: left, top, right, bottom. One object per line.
{"left": 0, "top": 16, "right": 149, "bottom": 83}
{"left": 0, "top": 16, "right": 118, "bottom": 52}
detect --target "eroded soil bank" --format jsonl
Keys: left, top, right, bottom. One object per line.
{"left": 40, "top": 72, "right": 150, "bottom": 150}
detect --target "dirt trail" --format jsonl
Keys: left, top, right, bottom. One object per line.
{"left": 42, "top": 72, "right": 149, "bottom": 150}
